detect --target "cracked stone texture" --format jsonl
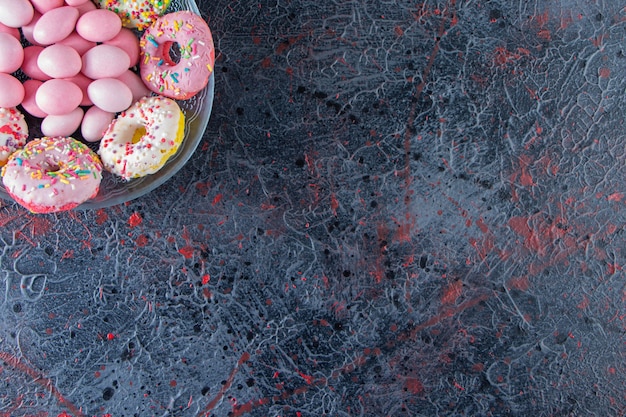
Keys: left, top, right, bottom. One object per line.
{"left": 1, "top": 0, "right": 625, "bottom": 416}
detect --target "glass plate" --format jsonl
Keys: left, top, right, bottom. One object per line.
{"left": 0, "top": 0, "right": 215, "bottom": 210}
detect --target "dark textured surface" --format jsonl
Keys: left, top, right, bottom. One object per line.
{"left": 1, "top": 0, "right": 626, "bottom": 416}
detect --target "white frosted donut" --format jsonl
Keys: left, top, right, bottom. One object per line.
{"left": 2, "top": 136, "right": 103, "bottom": 213}
{"left": 93, "top": 0, "right": 172, "bottom": 30}
{"left": 0, "top": 107, "right": 28, "bottom": 166}
{"left": 97, "top": 95, "right": 185, "bottom": 180}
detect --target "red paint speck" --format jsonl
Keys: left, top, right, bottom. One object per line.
{"left": 202, "top": 274, "right": 210, "bottom": 285}
{"left": 441, "top": 280, "right": 463, "bottom": 305}
{"left": 330, "top": 193, "right": 339, "bottom": 216}
{"left": 95, "top": 209, "right": 108, "bottom": 225}
{"left": 106, "top": 333, "right": 115, "bottom": 340}
{"left": 607, "top": 192, "right": 623, "bottom": 202}
{"left": 135, "top": 234, "right": 149, "bottom": 247}
{"left": 261, "top": 56, "right": 272, "bottom": 68}
{"left": 298, "top": 371, "right": 314, "bottom": 385}
{"left": 538, "top": 29, "right": 551, "bottom": 41}
{"left": 599, "top": 67, "right": 610, "bottom": 78}
{"left": 212, "top": 193, "right": 223, "bottom": 205}
{"left": 404, "top": 377, "right": 424, "bottom": 394}
{"left": 577, "top": 295, "right": 590, "bottom": 310}
{"left": 472, "top": 363, "right": 485, "bottom": 372}
{"left": 179, "top": 246, "right": 194, "bottom": 259}
{"left": 170, "top": 379, "right": 177, "bottom": 387}
{"left": 129, "top": 212, "right": 142, "bottom": 228}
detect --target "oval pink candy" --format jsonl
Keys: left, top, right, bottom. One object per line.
{"left": 0, "top": 33, "right": 24, "bottom": 73}
{"left": 76, "top": 9, "right": 121, "bottom": 42}
{"left": 0, "top": 74, "right": 25, "bottom": 108}
{"left": 41, "top": 107, "right": 84, "bottom": 137}
{"left": 88, "top": 78, "right": 133, "bottom": 113}
{"left": 35, "top": 79, "right": 82, "bottom": 115}
{"left": 21, "top": 80, "right": 48, "bottom": 118}
{"left": 65, "top": 0, "right": 90, "bottom": 5}
{"left": 38, "top": 44, "right": 82, "bottom": 78}
{"left": 81, "top": 106, "right": 115, "bottom": 142}
{"left": 82, "top": 44, "right": 130, "bottom": 79}
{"left": 33, "top": 6, "right": 79, "bottom": 45}
{"left": 0, "top": 0, "right": 34, "bottom": 28}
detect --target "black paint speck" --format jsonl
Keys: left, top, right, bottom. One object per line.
{"left": 102, "top": 387, "right": 114, "bottom": 401}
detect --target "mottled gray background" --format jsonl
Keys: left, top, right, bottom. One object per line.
{"left": 1, "top": 0, "right": 625, "bottom": 416}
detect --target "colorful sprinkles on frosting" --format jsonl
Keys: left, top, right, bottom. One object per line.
{"left": 2, "top": 137, "right": 102, "bottom": 192}
{"left": 96, "top": 0, "right": 172, "bottom": 30}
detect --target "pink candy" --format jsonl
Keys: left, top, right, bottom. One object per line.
{"left": 0, "top": 0, "right": 34, "bottom": 28}
{"left": 76, "top": 9, "right": 121, "bottom": 42}
{"left": 0, "top": 73, "right": 25, "bottom": 107}
{"left": 33, "top": 6, "right": 79, "bottom": 45}
{"left": 36, "top": 79, "right": 82, "bottom": 115}
{"left": 38, "top": 44, "right": 82, "bottom": 78}
{"left": 0, "top": 0, "right": 144, "bottom": 139}
{"left": 0, "top": 33, "right": 24, "bottom": 73}
{"left": 82, "top": 44, "right": 130, "bottom": 79}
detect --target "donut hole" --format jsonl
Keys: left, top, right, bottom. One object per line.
{"left": 131, "top": 126, "right": 147, "bottom": 144}
{"left": 43, "top": 160, "right": 62, "bottom": 173}
{"left": 162, "top": 41, "right": 182, "bottom": 66}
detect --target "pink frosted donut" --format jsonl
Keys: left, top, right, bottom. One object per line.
{"left": 140, "top": 11, "right": 215, "bottom": 100}
{"left": 2, "top": 136, "right": 103, "bottom": 213}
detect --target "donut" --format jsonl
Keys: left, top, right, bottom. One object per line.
{"left": 0, "top": 107, "right": 28, "bottom": 166}
{"left": 93, "top": 0, "right": 172, "bottom": 30}
{"left": 98, "top": 95, "right": 185, "bottom": 180}
{"left": 140, "top": 11, "right": 215, "bottom": 100}
{"left": 1, "top": 136, "right": 103, "bottom": 213}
